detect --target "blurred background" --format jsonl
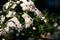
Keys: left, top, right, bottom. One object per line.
{"left": 34, "top": 0, "right": 60, "bottom": 16}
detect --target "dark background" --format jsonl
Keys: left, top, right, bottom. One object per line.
{"left": 34, "top": 0, "right": 60, "bottom": 16}
{"left": 0, "top": 0, "right": 60, "bottom": 15}
{"left": 0, "top": 0, "right": 8, "bottom": 10}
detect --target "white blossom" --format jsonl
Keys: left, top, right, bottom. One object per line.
{"left": 22, "top": 13, "right": 29, "bottom": 18}
{"left": 22, "top": 13, "right": 33, "bottom": 28}
{"left": 20, "top": 0, "right": 35, "bottom": 11}
{"left": 25, "top": 18, "right": 32, "bottom": 24}
{"left": 20, "top": 0, "right": 43, "bottom": 18}
{"left": 3, "top": 2, "right": 10, "bottom": 9}
{"left": 28, "top": 0, "right": 35, "bottom": 11}
{"left": 35, "top": 9, "right": 42, "bottom": 17}
{"left": 6, "top": 17, "right": 22, "bottom": 29}
{"left": 20, "top": 2, "right": 29, "bottom": 11}
{"left": 33, "top": 27, "right": 36, "bottom": 30}
{"left": 44, "top": 19, "right": 47, "bottom": 23}
{"left": 10, "top": 17, "right": 21, "bottom": 26}
{"left": 6, "top": 11, "right": 16, "bottom": 17}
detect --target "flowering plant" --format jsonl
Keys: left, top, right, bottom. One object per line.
{"left": 0, "top": 0, "right": 58, "bottom": 40}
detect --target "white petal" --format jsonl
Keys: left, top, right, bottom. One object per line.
{"left": 25, "top": 24, "right": 30, "bottom": 28}
{"left": 41, "top": 17, "right": 45, "bottom": 20}
{"left": 7, "top": 22, "right": 16, "bottom": 27}
{"left": 6, "top": 11, "right": 16, "bottom": 17}
{"left": 4, "top": 27, "right": 9, "bottom": 32}
{"left": 11, "top": 4, "right": 17, "bottom": 9}
{"left": 21, "top": 3, "right": 28, "bottom": 11}
{"left": 25, "top": 18, "right": 31, "bottom": 23}
{"left": 8, "top": 17, "right": 22, "bottom": 28}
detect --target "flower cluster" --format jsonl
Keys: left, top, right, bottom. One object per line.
{"left": 22, "top": 12, "right": 33, "bottom": 28}
{"left": 0, "top": 0, "right": 49, "bottom": 39}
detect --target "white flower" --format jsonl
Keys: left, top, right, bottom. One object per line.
{"left": 22, "top": 13, "right": 33, "bottom": 28}
{"left": 6, "top": 11, "right": 16, "bottom": 17}
{"left": 54, "top": 22, "right": 58, "bottom": 27}
{"left": 22, "top": 13, "right": 29, "bottom": 18}
{"left": 25, "top": 18, "right": 31, "bottom": 24}
{"left": 11, "top": 3, "right": 17, "bottom": 9}
{"left": 33, "top": 27, "right": 36, "bottom": 30}
{"left": 3, "top": 2, "right": 10, "bottom": 9}
{"left": 28, "top": 0, "right": 34, "bottom": 5}
{"left": 17, "top": 24, "right": 23, "bottom": 29}
{"left": 28, "top": 0, "right": 35, "bottom": 11}
{"left": 29, "top": 5, "right": 36, "bottom": 11}
{"left": 35, "top": 9, "right": 42, "bottom": 18}
{"left": 25, "top": 18, "right": 33, "bottom": 28}
{"left": 20, "top": 0, "right": 35, "bottom": 11}
{"left": 44, "top": 19, "right": 47, "bottom": 23}
{"left": 20, "top": 2, "right": 29, "bottom": 11}
{"left": 10, "top": 17, "right": 21, "bottom": 26}
{"left": 6, "top": 17, "right": 22, "bottom": 29}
